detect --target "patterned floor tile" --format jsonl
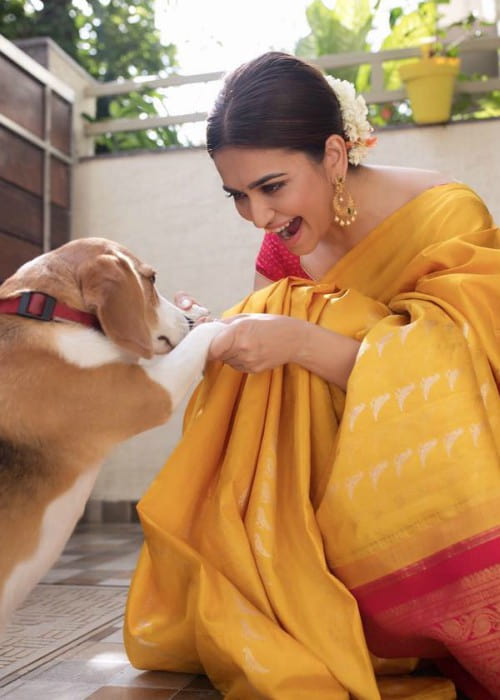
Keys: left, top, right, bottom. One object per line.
{"left": 0, "top": 524, "right": 220, "bottom": 699}
{"left": 0, "top": 587, "right": 128, "bottom": 680}
{"left": 0, "top": 680, "right": 102, "bottom": 699}
{"left": 22, "top": 656, "right": 130, "bottom": 685}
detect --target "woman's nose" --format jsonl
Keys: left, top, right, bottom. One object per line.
{"left": 249, "top": 199, "right": 273, "bottom": 229}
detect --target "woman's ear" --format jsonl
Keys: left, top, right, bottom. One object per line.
{"left": 323, "top": 134, "right": 348, "bottom": 178}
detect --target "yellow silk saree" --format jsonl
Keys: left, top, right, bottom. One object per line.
{"left": 125, "top": 183, "right": 500, "bottom": 699}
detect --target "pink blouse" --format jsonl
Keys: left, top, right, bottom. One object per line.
{"left": 255, "top": 232, "right": 311, "bottom": 281}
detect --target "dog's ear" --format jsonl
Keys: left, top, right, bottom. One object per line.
{"left": 78, "top": 253, "right": 154, "bottom": 359}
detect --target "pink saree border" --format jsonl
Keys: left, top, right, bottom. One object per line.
{"left": 333, "top": 497, "right": 500, "bottom": 588}
{"left": 351, "top": 526, "right": 500, "bottom": 615}
{"left": 350, "top": 527, "right": 500, "bottom": 696}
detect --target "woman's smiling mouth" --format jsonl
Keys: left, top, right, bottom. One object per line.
{"left": 268, "top": 216, "right": 302, "bottom": 241}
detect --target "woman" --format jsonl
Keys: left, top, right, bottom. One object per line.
{"left": 125, "top": 52, "right": 500, "bottom": 699}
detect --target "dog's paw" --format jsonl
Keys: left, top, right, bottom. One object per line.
{"left": 188, "top": 320, "right": 226, "bottom": 347}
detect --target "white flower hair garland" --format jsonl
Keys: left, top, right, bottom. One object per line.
{"left": 325, "top": 75, "right": 377, "bottom": 166}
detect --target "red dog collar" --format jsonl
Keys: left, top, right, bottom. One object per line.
{"left": 0, "top": 291, "right": 100, "bottom": 329}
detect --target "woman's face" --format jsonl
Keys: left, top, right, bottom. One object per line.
{"left": 213, "top": 146, "right": 336, "bottom": 256}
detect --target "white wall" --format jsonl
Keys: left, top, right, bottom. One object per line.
{"left": 72, "top": 118, "right": 500, "bottom": 501}
{"left": 73, "top": 146, "right": 262, "bottom": 501}
{"left": 73, "top": 147, "right": 260, "bottom": 312}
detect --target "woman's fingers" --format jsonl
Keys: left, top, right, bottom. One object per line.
{"left": 174, "top": 292, "right": 211, "bottom": 322}
{"left": 174, "top": 291, "right": 196, "bottom": 310}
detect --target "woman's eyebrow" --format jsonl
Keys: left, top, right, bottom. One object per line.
{"left": 222, "top": 172, "right": 287, "bottom": 195}
{"left": 248, "top": 172, "right": 286, "bottom": 189}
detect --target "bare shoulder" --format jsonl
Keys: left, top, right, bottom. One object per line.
{"left": 375, "top": 164, "right": 452, "bottom": 195}
{"left": 350, "top": 165, "right": 457, "bottom": 237}
{"left": 362, "top": 165, "right": 454, "bottom": 215}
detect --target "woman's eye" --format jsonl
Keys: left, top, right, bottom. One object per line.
{"left": 262, "top": 182, "right": 284, "bottom": 194}
{"left": 150, "top": 273, "right": 157, "bottom": 284}
{"left": 226, "top": 191, "right": 245, "bottom": 201}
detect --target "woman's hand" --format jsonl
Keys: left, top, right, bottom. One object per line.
{"left": 173, "top": 300, "right": 361, "bottom": 389}
{"left": 209, "top": 314, "right": 300, "bottom": 373}
{"left": 209, "top": 313, "right": 360, "bottom": 390}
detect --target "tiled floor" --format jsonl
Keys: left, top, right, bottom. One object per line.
{"left": 0, "top": 524, "right": 221, "bottom": 699}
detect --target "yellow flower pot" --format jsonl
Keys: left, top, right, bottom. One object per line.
{"left": 399, "top": 57, "right": 460, "bottom": 124}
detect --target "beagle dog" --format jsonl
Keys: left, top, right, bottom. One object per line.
{"left": 0, "top": 237, "right": 223, "bottom": 631}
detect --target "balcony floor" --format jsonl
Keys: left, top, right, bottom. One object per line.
{"left": 0, "top": 523, "right": 221, "bottom": 699}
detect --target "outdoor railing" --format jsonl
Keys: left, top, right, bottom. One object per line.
{"left": 83, "top": 35, "right": 500, "bottom": 141}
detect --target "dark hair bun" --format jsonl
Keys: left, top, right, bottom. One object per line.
{"left": 207, "top": 51, "right": 344, "bottom": 161}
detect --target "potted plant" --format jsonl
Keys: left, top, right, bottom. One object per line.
{"left": 398, "top": 11, "right": 486, "bottom": 125}
{"left": 399, "top": 43, "right": 460, "bottom": 124}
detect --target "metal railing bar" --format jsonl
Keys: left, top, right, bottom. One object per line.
{"left": 85, "top": 71, "right": 226, "bottom": 98}
{"left": 458, "top": 77, "right": 500, "bottom": 92}
{"left": 84, "top": 111, "right": 208, "bottom": 135}
{"left": 83, "top": 36, "right": 500, "bottom": 101}
{"left": 80, "top": 35, "right": 500, "bottom": 137}
{"left": 82, "top": 75, "right": 500, "bottom": 136}
{"left": 315, "top": 36, "right": 500, "bottom": 70}
{"left": 315, "top": 47, "right": 421, "bottom": 68}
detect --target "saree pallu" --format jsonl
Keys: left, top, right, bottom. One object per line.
{"left": 125, "top": 184, "right": 500, "bottom": 698}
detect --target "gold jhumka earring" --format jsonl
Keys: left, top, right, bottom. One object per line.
{"left": 332, "top": 175, "right": 357, "bottom": 227}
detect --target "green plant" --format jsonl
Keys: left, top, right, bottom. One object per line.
{"left": 415, "top": 10, "right": 488, "bottom": 57}
{"left": 297, "top": 0, "right": 499, "bottom": 127}
{"left": 0, "top": 0, "right": 179, "bottom": 152}
{"left": 295, "top": 0, "right": 380, "bottom": 91}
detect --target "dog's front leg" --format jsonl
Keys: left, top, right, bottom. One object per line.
{"left": 142, "top": 321, "right": 225, "bottom": 412}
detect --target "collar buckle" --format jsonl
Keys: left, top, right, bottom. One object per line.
{"left": 17, "top": 292, "right": 57, "bottom": 321}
